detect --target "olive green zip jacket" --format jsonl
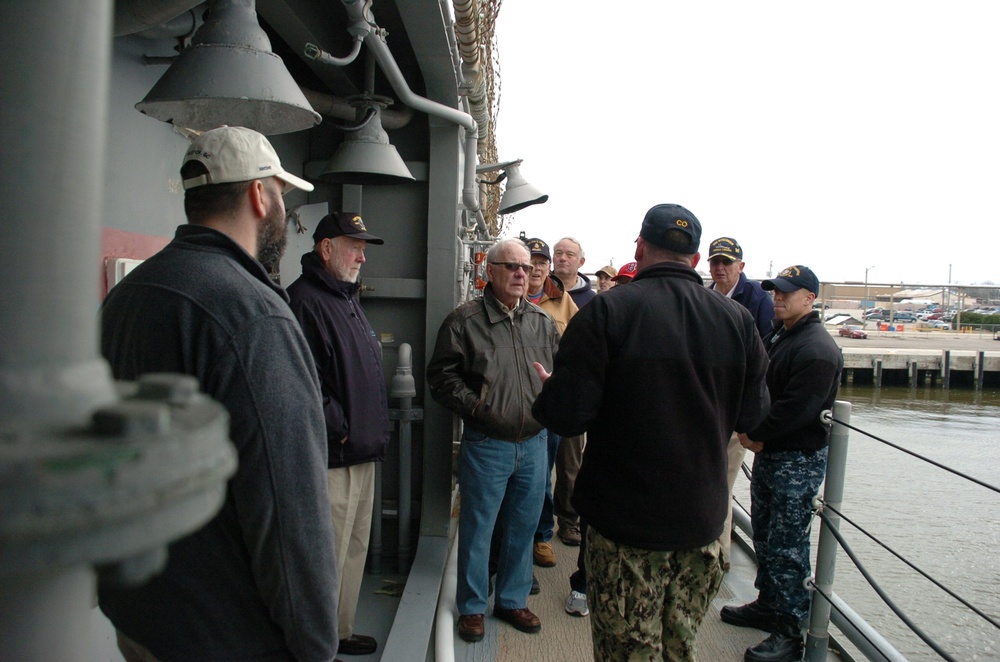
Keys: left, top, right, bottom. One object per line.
{"left": 427, "top": 284, "right": 560, "bottom": 441}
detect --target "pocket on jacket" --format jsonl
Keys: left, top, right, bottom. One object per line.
{"left": 462, "top": 428, "right": 489, "bottom": 443}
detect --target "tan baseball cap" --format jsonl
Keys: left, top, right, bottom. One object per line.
{"left": 181, "top": 126, "right": 313, "bottom": 193}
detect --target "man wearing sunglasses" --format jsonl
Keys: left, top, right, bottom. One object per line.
{"left": 427, "top": 238, "right": 560, "bottom": 643}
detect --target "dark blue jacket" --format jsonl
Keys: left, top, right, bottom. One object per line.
{"left": 99, "top": 225, "right": 339, "bottom": 662}
{"left": 749, "top": 311, "right": 843, "bottom": 452}
{"left": 287, "top": 251, "right": 390, "bottom": 468}
{"left": 711, "top": 272, "right": 775, "bottom": 338}
{"left": 567, "top": 272, "right": 597, "bottom": 309}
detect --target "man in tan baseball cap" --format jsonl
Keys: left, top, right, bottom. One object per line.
{"left": 99, "top": 126, "right": 339, "bottom": 662}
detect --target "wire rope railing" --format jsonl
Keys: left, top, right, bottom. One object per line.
{"left": 735, "top": 400, "right": 999, "bottom": 661}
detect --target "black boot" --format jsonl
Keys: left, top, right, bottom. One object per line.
{"left": 720, "top": 599, "right": 778, "bottom": 632}
{"left": 744, "top": 616, "right": 803, "bottom": 662}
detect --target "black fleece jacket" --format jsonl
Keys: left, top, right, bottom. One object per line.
{"left": 748, "top": 310, "right": 843, "bottom": 452}
{"left": 533, "top": 260, "right": 770, "bottom": 551}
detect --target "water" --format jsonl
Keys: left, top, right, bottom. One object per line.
{"left": 734, "top": 385, "right": 1000, "bottom": 661}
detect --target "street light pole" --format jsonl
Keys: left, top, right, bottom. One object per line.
{"left": 864, "top": 265, "right": 876, "bottom": 311}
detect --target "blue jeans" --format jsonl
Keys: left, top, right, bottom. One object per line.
{"left": 457, "top": 428, "right": 546, "bottom": 615}
{"left": 534, "top": 430, "right": 561, "bottom": 542}
{"left": 751, "top": 447, "right": 828, "bottom": 622}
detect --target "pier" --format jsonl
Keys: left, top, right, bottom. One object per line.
{"left": 833, "top": 328, "right": 1000, "bottom": 389}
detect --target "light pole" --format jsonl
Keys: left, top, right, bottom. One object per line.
{"left": 864, "top": 265, "right": 876, "bottom": 311}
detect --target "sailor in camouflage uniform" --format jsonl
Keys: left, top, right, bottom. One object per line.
{"left": 724, "top": 265, "right": 843, "bottom": 662}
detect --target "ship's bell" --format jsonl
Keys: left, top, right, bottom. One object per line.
{"left": 135, "top": 0, "right": 320, "bottom": 135}
{"left": 322, "top": 97, "right": 414, "bottom": 185}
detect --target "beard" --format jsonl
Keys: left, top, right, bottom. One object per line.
{"left": 256, "top": 190, "right": 288, "bottom": 275}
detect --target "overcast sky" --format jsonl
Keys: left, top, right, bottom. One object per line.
{"left": 493, "top": 2, "right": 1000, "bottom": 286}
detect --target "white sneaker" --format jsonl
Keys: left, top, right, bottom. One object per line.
{"left": 565, "top": 590, "right": 589, "bottom": 616}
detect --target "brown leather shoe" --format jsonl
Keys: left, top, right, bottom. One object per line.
{"left": 493, "top": 606, "right": 541, "bottom": 633}
{"left": 533, "top": 541, "right": 556, "bottom": 567}
{"left": 458, "top": 614, "right": 485, "bottom": 642}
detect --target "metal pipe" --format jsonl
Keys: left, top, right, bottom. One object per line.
{"left": 828, "top": 592, "right": 906, "bottom": 662}
{"left": 304, "top": 37, "right": 363, "bottom": 67}
{"left": 942, "top": 350, "right": 951, "bottom": 389}
{"left": 363, "top": 30, "right": 484, "bottom": 226}
{"left": 390, "top": 343, "right": 420, "bottom": 573}
{"left": 805, "top": 402, "right": 850, "bottom": 661}
{"left": 874, "top": 359, "right": 883, "bottom": 388}
{"left": 1, "top": 1, "right": 118, "bottom": 434}
{"left": 434, "top": 521, "right": 459, "bottom": 662}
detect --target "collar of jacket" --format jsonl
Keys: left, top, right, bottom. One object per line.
{"left": 299, "top": 250, "right": 362, "bottom": 297}
{"left": 483, "top": 283, "right": 532, "bottom": 323}
{"left": 772, "top": 309, "right": 822, "bottom": 344}
{"left": 175, "top": 224, "right": 290, "bottom": 302}
{"left": 632, "top": 260, "right": 704, "bottom": 285}
{"left": 541, "top": 273, "right": 566, "bottom": 300}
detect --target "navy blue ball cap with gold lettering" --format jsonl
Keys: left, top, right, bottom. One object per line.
{"left": 639, "top": 204, "right": 701, "bottom": 254}
{"left": 524, "top": 237, "right": 551, "bottom": 261}
{"left": 708, "top": 237, "right": 743, "bottom": 262}
{"left": 313, "top": 211, "right": 384, "bottom": 244}
{"left": 762, "top": 265, "right": 819, "bottom": 295}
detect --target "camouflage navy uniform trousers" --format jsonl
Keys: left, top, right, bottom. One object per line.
{"left": 750, "top": 447, "right": 828, "bottom": 624}
{"left": 586, "top": 527, "right": 724, "bottom": 661}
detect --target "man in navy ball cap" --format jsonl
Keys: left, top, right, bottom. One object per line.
{"left": 534, "top": 204, "right": 770, "bottom": 659}
{"left": 723, "top": 264, "right": 842, "bottom": 662}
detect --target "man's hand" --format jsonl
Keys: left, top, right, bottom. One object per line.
{"left": 532, "top": 362, "right": 551, "bottom": 382}
{"left": 738, "top": 432, "right": 764, "bottom": 454}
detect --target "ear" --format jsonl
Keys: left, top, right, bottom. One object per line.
{"left": 485, "top": 262, "right": 495, "bottom": 282}
{"left": 690, "top": 252, "right": 701, "bottom": 269}
{"left": 634, "top": 237, "right": 645, "bottom": 261}
{"left": 248, "top": 179, "right": 269, "bottom": 219}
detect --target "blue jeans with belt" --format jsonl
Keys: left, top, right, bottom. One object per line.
{"left": 456, "top": 428, "right": 546, "bottom": 615}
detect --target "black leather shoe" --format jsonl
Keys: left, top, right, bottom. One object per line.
{"left": 744, "top": 631, "right": 803, "bottom": 662}
{"left": 338, "top": 634, "right": 377, "bottom": 655}
{"left": 721, "top": 600, "right": 778, "bottom": 632}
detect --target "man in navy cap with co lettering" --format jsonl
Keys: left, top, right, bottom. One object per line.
{"left": 533, "top": 204, "right": 770, "bottom": 660}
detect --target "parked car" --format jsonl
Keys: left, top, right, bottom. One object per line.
{"left": 929, "top": 320, "right": 951, "bottom": 329}
{"left": 838, "top": 325, "right": 868, "bottom": 339}
{"left": 892, "top": 313, "right": 917, "bottom": 322}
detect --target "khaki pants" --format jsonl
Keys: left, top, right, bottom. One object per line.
{"left": 554, "top": 433, "right": 585, "bottom": 528}
{"left": 328, "top": 462, "right": 376, "bottom": 639}
{"left": 718, "top": 432, "right": 747, "bottom": 568}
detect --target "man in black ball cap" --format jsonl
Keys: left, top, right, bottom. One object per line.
{"left": 286, "top": 211, "right": 389, "bottom": 657}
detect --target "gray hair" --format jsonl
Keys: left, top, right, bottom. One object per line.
{"left": 486, "top": 237, "right": 529, "bottom": 264}
{"left": 557, "top": 236, "right": 585, "bottom": 258}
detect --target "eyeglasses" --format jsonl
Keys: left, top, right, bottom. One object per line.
{"left": 490, "top": 262, "right": 533, "bottom": 273}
